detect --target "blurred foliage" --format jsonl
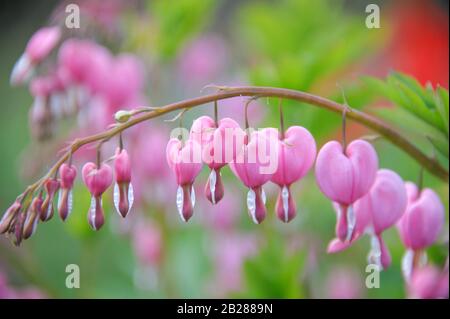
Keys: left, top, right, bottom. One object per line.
{"left": 364, "top": 72, "right": 449, "bottom": 164}
{"left": 0, "top": 0, "right": 448, "bottom": 300}
{"left": 235, "top": 0, "right": 385, "bottom": 140}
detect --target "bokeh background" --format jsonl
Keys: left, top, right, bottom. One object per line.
{"left": 0, "top": 0, "right": 448, "bottom": 298}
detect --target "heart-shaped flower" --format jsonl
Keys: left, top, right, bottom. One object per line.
{"left": 315, "top": 139, "right": 378, "bottom": 241}
{"left": 230, "top": 128, "right": 279, "bottom": 224}
{"left": 271, "top": 126, "right": 316, "bottom": 222}
{"left": 191, "top": 116, "right": 243, "bottom": 204}
{"left": 58, "top": 163, "right": 77, "bottom": 221}
{"left": 40, "top": 178, "right": 60, "bottom": 222}
{"left": 397, "top": 182, "right": 445, "bottom": 281}
{"left": 166, "top": 138, "right": 203, "bottom": 222}
{"left": 10, "top": 26, "right": 61, "bottom": 85}
{"left": 327, "top": 169, "right": 406, "bottom": 270}
{"left": 82, "top": 162, "right": 113, "bottom": 230}
{"left": 114, "top": 148, "right": 134, "bottom": 218}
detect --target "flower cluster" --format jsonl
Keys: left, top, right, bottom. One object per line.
{"left": 0, "top": 145, "right": 134, "bottom": 243}
{"left": 10, "top": 26, "right": 145, "bottom": 140}
{"left": 166, "top": 115, "right": 316, "bottom": 224}
{"left": 164, "top": 116, "right": 446, "bottom": 279}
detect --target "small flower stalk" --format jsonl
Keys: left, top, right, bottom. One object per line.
{"left": 58, "top": 163, "right": 77, "bottom": 221}
{"left": 114, "top": 148, "right": 134, "bottom": 218}
{"left": 82, "top": 162, "right": 113, "bottom": 230}
{"left": 40, "top": 178, "right": 60, "bottom": 222}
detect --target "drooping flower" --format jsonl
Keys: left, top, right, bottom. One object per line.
{"left": 229, "top": 128, "right": 279, "bottom": 224}
{"left": 397, "top": 182, "right": 445, "bottom": 281}
{"left": 114, "top": 148, "right": 133, "bottom": 218}
{"left": 328, "top": 169, "right": 407, "bottom": 270}
{"left": 58, "top": 163, "right": 77, "bottom": 221}
{"left": 23, "top": 196, "right": 42, "bottom": 239}
{"left": 40, "top": 178, "right": 60, "bottom": 222}
{"left": 315, "top": 139, "right": 378, "bottom": 242}
{"left": 190, "top": 116, "right": 242, "bottom": 204}
{"left": 270, "top": 126, "right": 316, "bottom": 222}
{"left": 407, "top": 265, "right": 449, "bottom": 299}
{"left": 166, "top": 138, "right": 203, "bottom": 222}
{"left": 362, "top": 169, "right": 407, "bottom": 269}
{"left": 10, "top": 26, "right": 61, "bottom": 86}
{"left": 82, "top": 162, "right": 113, "bottom": 230}
{"left": 0, "top": 201, "right": 21, "bottom": 235}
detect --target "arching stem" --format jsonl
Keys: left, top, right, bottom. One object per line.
{"left": 20, "top": 86, "right": 448, "bottom": 197}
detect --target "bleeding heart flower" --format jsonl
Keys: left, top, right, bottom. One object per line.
{"left": 0, "top": 201, "right": 21, "bottom": 234}
{"left": 40, "top": 178, "right": 60, "bottom": 222}
{"left": 23, "top": 196, "right": 42, "bottom": 239}
{"left": 82, "top": 162, "right": 113, "bottom": 230}
{"left": 327, "top": 200, "right": 372, "bottom": 253}
{"left": 10, "top": 26, "right": 61, "bottom": 86}
{"left": 166, "top": 138, "right": 202, "bottom": 222}
{"left": 270, "top": 126, "right": 316, "bottom": 222}
{"left": 58, "top": 163, "right": 77, "bottom": 221}
{"left": 327, "top": 169, "right": 406, "bottom": 270}
{"left": 397, "top": 182, "right": 445, "bottom": 281}
{"left": 315, "top": 139, "right": 378, "bottom": 242}
{"left": 408, "top": 265, "right": 449, "bottom": 299}
{"left": 230, "top": 128, "right": 279, "bottom": 224}
{"left": 190, "top": 116, "right": 242, "bottom": 204}
{"left": 114, "top": 148, "right": 134, "bottom": 218}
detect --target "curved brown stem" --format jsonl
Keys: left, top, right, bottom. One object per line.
{"left": 25, "top": 86, "right": 449, "bottom": 194}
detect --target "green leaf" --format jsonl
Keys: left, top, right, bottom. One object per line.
{"left": 434, "top": 86, "right": 449, "bottom": 136}
{"left": 428, "top": 135, "right": 449, "bottom": 158}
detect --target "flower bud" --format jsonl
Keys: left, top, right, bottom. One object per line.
{"left": 58, "top": 164, "right": 77, "bottom": 221}
{"left": 114, "top": 110, "right": 132, "bottom": 123}
{"left": 23, "top": 196, "right": 42, "bottom": 239}
{"left": 0, "top": 201, "right": 21, "bottom": 234}
{"left": 82, "top": 162, "right": 113, "bottom": 230}
{"left": 114, "top": 148, "right": 133, "bottom": 218}
{"left": 40, "top": 178, "right": 60, "bottom": 222}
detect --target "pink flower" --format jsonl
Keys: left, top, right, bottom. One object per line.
{"left": 190, "top": 116, "right": 242, "bottom": 204}
{"left": 210, "top": 234, "right": 257, "bottom": 296}
{"left": 328, "top": 169, "right": 407, "bottom": 270}
{"left": 326, "top": 268, "right": 364, "bottom": 299}
{"left": 114, "top": 148, "right": 134, "bottom": 218}
{"left": 166, "top": 138, "right": 203, "bottom": 222}
{"left": 362, "top": 169, "right": 407, "bottom": 269}
{"left": 23, "top": 196, "right": 43, "bottom": 239}
{"left": 315, "top": 139, "right": 378, "bottom": 242}
{"left": 0, "top": 201, "right": 21, "bottom": 235}
{"left": 57, "top": 163, "right": 77, "bottom": 221}
{"left": 271, "top": 126, "right": 316, "bottom": 222}
{"left": 101, "top": 54, "right": 145, "bottom": 110}
{"left": 178, "top": 34, "right": 227, "bottom": 85}
{"left": 58, "top": 39, "right": 112, "bottom": 93}
{"left": 40, "top": 178, "right": 60, "bottom": 222}
{"left": 408, "top": 265, "right": 449, "bottom": 299}
{"left": 10, "top": 26, "right": 61, "bottom": 85}
{"left": 132, "top": 220, "right": 162, "bottom": 266}
{"left": 82, "top": 162, "right": 113, "bottom": 230}
{"left": 397, "top": 182, "right": 445, "bottom": 281}
{"left": 230, "top": 128, "right": 279, "bottom": 224}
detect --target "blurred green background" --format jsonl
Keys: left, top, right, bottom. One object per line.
{"left": 0, "top": 0, "right": 448, "bottom": 298}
